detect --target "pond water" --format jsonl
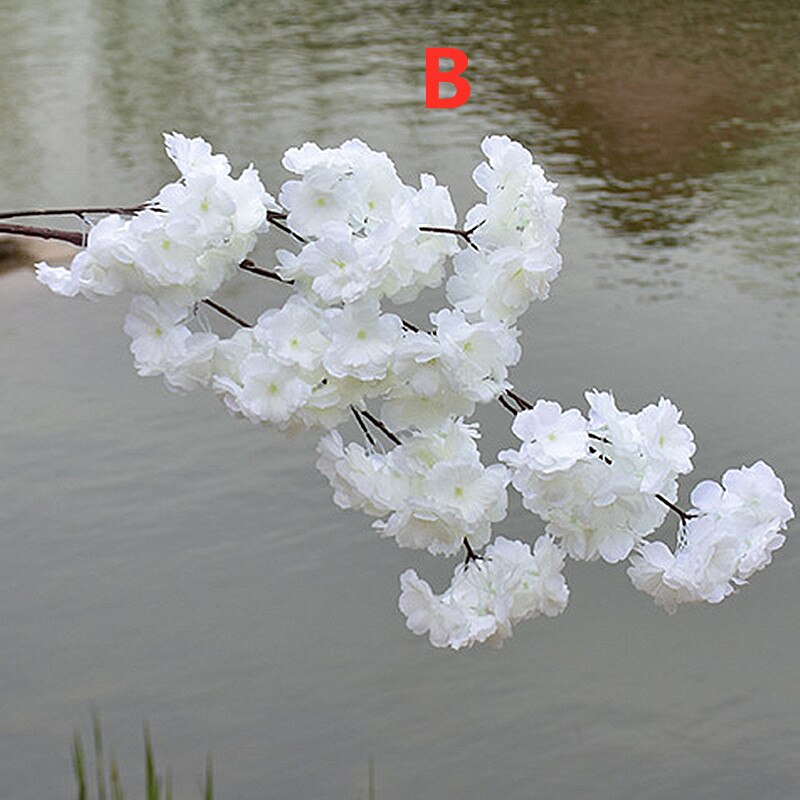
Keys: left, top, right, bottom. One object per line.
{"left": 1, "top": 1, "right": 798, "bottom": 798}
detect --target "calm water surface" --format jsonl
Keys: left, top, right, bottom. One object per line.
{"left": 1, "top": 2, "right": 799, "bottom": 798}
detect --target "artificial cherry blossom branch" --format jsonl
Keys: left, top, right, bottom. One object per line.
{"left": 0, "top": 208, "right": 711, "bottom": 537}
{"left": 22, "top": 131, "right": 794, "bottom": 646}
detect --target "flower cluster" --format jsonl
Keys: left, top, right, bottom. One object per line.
{"left": 123, "top": 295, "right": 218, "bottom": 392}
{"left": 278, "top": 139, "right": 460, "bottom": 305}
{"left": 37, "top": 134, "right": 274, "bottom": 307}
{"left": 399, "top": 536, "right": 569, "bottom": 649}
{"left": 31, "top": 132, "right": 793, "bottom": 650}
{"left": 446, "top": 135, "right": 565, "bottom": 324}
{"left": 317, "top": 419, "right": 509, "bottom": 556}
{"left": 499, "top": 393, "right": 696, "bottom": 563}
{"left": 381, "top": 309, "right": 520, "bottom": 431}
{"left": 628, "top": 461, "right": 793, "bottom": 612}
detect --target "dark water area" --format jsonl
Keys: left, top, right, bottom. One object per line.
{"left": 0, "top": 2, "right": 798, "bottom": 798}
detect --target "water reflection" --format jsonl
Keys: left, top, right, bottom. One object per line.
{"left": 454, "top": 2, "right": 800, "bottom": 171}
{"left": 422, "top": 0, "right": 800, "bottom": 274}
{"left": 1, "top": 0, "right": 796, "bottom": 290}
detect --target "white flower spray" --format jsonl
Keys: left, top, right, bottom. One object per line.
{"left": 18, "top": 132, "right": 792, "bottom": 650}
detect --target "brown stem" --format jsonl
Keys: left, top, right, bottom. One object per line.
{"left": 239, "top": 259, "right": 293, "bottom": 284}
{"left": 266, "top": 210, "right": 306, "bottom": 243}
{"left": 418, "top": 220, "right": 483, "bottom": 251}
{"left": 0, "top": 222, "right": 83, "bottom": 246}
{"left": 201, "top": 298, "right": 253, "bottom": 328}
{"left": 0, "top": 204, "right": 151, "bottom": 221}
{"left": 350, "top": 406, "right": 377, "bottom": 448}
{"left": 498, "top": 394, "right": 518, "bottom": 416}
{"left": 655, "top": 493, "right": 696, "bottom": 524}
{"left": 361, "top": 409, "right": 402, "bottom": 447}
{"left": 504, "top": 389, "right": 533, "bottom": 411}
{"left": 463, "top": 537, "right": 484, "bottom": 566}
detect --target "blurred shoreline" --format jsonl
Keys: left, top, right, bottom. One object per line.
{"left": 0, "top": 234, "right": 76, "bottom": 275}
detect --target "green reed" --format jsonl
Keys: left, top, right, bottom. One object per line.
{"left": 73, "top": 712, "right": 377, "bottom": 799}
{"left": 72, "top": 712, "right": 211, "bottom": 800}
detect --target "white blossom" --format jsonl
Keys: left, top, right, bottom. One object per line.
{"left": 253, "top": 295, "right": 329, "bottom": 373}
{"left": 164, "top": 131, "right": 232, "bottom": 178}
{"left": 123, "top": 295, "right": 217, "bottom": 392}
{"left": 445, "top": 134, "right": 565, "bottom": 324}
{"left": 628, "top": 461, "right": 793, "bottom": 612}
{"left": 627, "top": 541, "right": 698, "bottom": 614}
{"left": 509, "top": 400, "right": 589, "bottom": 474}
{"left": 691, "top": 461, "right": 793, "bottom": 581}
{"left": 233, "top": 351, "right": 312, "bottom": 427}
{"left": 499, "top": 393, "right": 688, "bottom": 563}
{"left": 280, "top": 138, "right": 407, "bottom": 238}
{"left": 318, "top": 420, "right": 509, "bottom": 557}
{"left": 322, "top": 300, "right": 402, "bottom": 382}
{"left": 37, "top": 133, "right": 275, "bottom": 308}
{"left": 398, "top": 535, "right": 569, "bottom": 649}
{"left": 636, "top": 397, "right": 696, "bottom": 493}
{"left": 36, "top": 215, "right": 133, "bottom": 299}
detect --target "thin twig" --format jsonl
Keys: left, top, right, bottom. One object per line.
{"left": 201, "top": 298, "right": 252, "bottom": 328}
{"left": 463, "top": 537, "right": 484, "bottom": 566}
{"left": 587, "top": 446, "right": 613, "bottom": 465}
{"left": 418, "top": 220, "right": 483, "bottom": 251}
{"left": 0, "top": 204, "right": 151, "bottom": 221}
{"left": 655, "top": 493, "right": 696, "bottom": 523}
{"left": 498, "top": 394, "right": 518, "bottom": 416}
{"left": 239, "top": 259, "right": 293, "bottom": 284}
{"left": 350, "top": 406, "right": 377, "bottom": 448}
{"left": 266, "top": 210, "right": 306, "bottom": 243}
{"left": 504, "top": 389, "right": 533, "bottom": 411}
{"left": 361, "top": 409, "right": 402, "bottom": 447}
{"left": 0, "top": 222, "right": 83, "bottom": 246}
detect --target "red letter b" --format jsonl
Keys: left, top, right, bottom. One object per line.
{"left": 426, "top": 48, "right": 470, "bottom": 109}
